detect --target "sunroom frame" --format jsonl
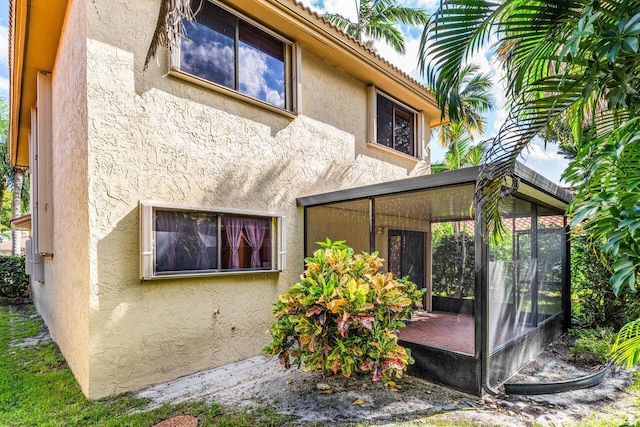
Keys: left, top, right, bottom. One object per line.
{"left": 297, "top": 163, "right": 572, "bottom": 395}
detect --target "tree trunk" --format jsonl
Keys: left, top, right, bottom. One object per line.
{"left": 11, "top": 168, "right": 26, "bottom": 256}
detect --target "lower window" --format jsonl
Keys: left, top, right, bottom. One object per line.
{"left": 140, "top": 202, "right": 285, "bottom": 279}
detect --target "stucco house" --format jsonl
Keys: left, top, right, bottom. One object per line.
{"left": 10, "top": 0, "right": 572, "bottom": 399}
{"left": 9, "top": 0, "right": 446, "bottom": 398}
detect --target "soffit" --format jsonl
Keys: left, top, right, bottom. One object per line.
{"left": 9, "top": 0, "right": 69, "bottom": 168}
{"left": 374, "top": 185, "right": 475, "bottom": 222}
{"left": 227, "top": 0, "right": 445, "bottom": 125}
{"left": 316, "top": 184, "right": 476, "bottom": 223}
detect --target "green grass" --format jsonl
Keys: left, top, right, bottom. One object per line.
{"left": 0, "top": 303, "right": 293, "bottom": 427}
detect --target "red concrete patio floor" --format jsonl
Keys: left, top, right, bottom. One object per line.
{"left": 400, "top": 311, "right": 536, "bottom": 355}
{"left": 399, "top": 311, "right": 475, "bottom": 355}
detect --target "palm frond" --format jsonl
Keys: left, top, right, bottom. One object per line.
{"left": 419, "top": 0, "right": 501, "bottom": 121}
{"left": 366, "top": 21, "right": 406, "bottom": 53}
{"left": 611, "top": 318, "right": 640, "bottom": 369}
{"left": 376, "top": 5, "right": 429, "bottom": 26}
{"left": 323, "top": 13, "right": 359, "bottom": 39}
{"left": 144, "top": 0, "right": 202, "bottom": 70}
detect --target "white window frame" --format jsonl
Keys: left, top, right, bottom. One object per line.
{"left": 169, "top": 0, "right": 301, "bottom": 116}
{"left": 140, "top": 201, "right": 286, "bottom": 280}
{"left": 367, "top": 85, "right": 424, "bottom": 160}
{"left": 32, "top": 72, "right": 54, "bottom": 258}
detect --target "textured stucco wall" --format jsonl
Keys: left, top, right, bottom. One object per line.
{"left": 30, "top": 0, "right": 91, "bottom": 395}
{"left": 82, "top": 0, "right": 431, "bottom": 398}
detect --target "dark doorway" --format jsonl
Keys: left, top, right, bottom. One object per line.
{"left": 388, "top": 229, "right": 425, "bottom": 289}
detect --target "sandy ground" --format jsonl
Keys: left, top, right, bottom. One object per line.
{"left": 138, "top": 335, "right": 637, "bottom": 426}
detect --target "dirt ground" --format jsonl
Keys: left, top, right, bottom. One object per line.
{"left": 138, "top": 333, "right": 638, "bottom": 426}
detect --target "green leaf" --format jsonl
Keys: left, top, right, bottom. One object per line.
{"left": 621, "top": 37, "right": 639, "bottom": 53}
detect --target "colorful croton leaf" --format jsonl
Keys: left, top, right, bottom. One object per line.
{"left": 263, "top": 239, "right": 425, "bottom": 384}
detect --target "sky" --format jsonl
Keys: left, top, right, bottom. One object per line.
{"left": 0, "top": 0, "right": 8, "bottom": 101}
{"left": 0, "top": 0, "right": 568, "bottom": 184}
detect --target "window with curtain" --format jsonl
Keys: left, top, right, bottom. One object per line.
{"left": 176, "top": 0, "right": 291, "bottom": 111}
{"left": 150, "top": 208, "right": 275, "bottom": 277}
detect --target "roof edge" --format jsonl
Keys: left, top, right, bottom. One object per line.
{"left": 297, "top": 163, "right": 572, "bottom": 208}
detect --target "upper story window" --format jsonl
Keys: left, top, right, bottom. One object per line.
{"left": 375, "top": 91, "right": 417, "bottom": 157}
{"left": 140, "top": 202, "right": 286, "bottom": 280}
{"left": 174, "top": 0, "right": 295, "bottom": 112}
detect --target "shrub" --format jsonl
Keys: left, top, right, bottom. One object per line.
{"left": 571, "top": 237, "right": 640, "bottom": 330}
{"left": 432, "top": 231, "right": 475, "bottom": 298}
{"left": 569, "top": 328, "right": 616, "bottom": 365}
{"left": 0, "top": 256, "right": 29, "bottom": 298}
{"left": 263, "top": 239, "right": 424, "bottom": 384}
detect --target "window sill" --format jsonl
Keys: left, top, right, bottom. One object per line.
{"left": 142, "top": 269, "right": 281, "bottom": 281}
{"left": 169, "top": 68, "right": 298, "bottom": 119}
{"left": 367, "top": 142, "right": 420, "bottom": 162}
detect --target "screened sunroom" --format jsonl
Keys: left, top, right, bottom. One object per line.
{"left": 297, "top": 163, "right": 572, "bottom": 395}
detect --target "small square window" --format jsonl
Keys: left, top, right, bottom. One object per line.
{"left": 375, "top": 92, "right": 417, "bottom": 156}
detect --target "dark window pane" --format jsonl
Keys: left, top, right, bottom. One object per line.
{"left": 394, "top": 104, "right": 414, "bottom": 155}
{"left": 537, "top": 215, "right": 564, "bottom": 319}
{"left": 388, "top": 230, "right": 424, "bottom": 289}
{"left": 238, "top": 21, "right": 286, "bottom": 107}
{"left": 155, "top": 210, "right": 218, "bottom": 273}
{"left": 239, "top": 21, "right": 284, "bottom": 61}
{"left": 376, "top": 94, "right": 394, "bottom": 148}
{"left": 376, "top": 93, "right": 416, "bottom": 155}
{"left": 179, "top": 2, "right": 289, "bottom": 110}
{"left": 180, "top": 2, "right": 236, "bottom": 89}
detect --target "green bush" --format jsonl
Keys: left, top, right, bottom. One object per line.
{"left": 0, "top": 256, "right": 29, "bottom": 298}
{"left": 569, "top": 328, "right": 616, "bottom": 365}
{"left": 263, "top": 239, "right": 424, "bottom": 384}
{"left": 572, "top": 237, "right": 640, "bottom": 330}
{"left": 432, "top": 232, "right": 475, "bottom": 298}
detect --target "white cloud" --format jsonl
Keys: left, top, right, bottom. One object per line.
{"left": 265, "top": 89, "right": 285, "bottom": 107}
{"left": 413, "top": 0, "right": 440, "bottom": 10}
{"left": 319, "top": 0, "right": 358, "bottom": 21}
{"left": 238, "top": 47, "right": 269, "bottom": 98}
{"left": 0, "top": 76, "right": 8, "bottom": 93}
{"left": 238, "top": 46, "right": 285, "bottom": 108}
{"left": 181, "top": 36, "right": 235, "bottom": 88}
{"left": 372, "top": 34, "right": 423, "bottom": 79}
{"left": 521, "top": 137, "right": 565, "bottom": 162}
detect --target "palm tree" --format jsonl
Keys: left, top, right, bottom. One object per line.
{"left": 412, "top": 65, "right": 493, "bottom": 177}
{"left": 430, "top": 64, "right": 493, "bottom": 176}
{"left": 419, "top": 0, "right": 640, "bottom": 366}
{"left": 431, "top": 138, "right": 486, "bottom": 173}
{"left": 323, "top": 0, "right": 429, "bottom": 54}
{"left": 435, "top": 64, "right": 493, "bottom": 148}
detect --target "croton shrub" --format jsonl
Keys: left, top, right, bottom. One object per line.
{"left": 263, "top": 239, "right": 424, "bottom": 383}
